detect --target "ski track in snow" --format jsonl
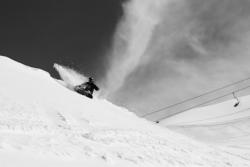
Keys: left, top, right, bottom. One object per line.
{"left": 0, "top": 56, "right": 250, "bottom": 166}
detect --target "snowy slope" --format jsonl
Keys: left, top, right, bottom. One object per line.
{"left": 161, "top": 92, "right": 250, "bottom": 160}
{"left": 0, "top": 56, "right": 250, "bottom": 167}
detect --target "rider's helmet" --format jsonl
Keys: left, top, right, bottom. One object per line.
{"left": 88, "top": 77, "right": 94, "bottom": 82}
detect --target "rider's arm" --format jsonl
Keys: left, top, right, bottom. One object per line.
{"left": 94, "top": 84, "right": 99, "bottom": 91}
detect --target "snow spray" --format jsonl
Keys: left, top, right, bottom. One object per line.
{"left": 54, "top": 63, "right": 87, "bottom": 89}
{"left": 104, "top": 0, "right": 167, "bottom": 96}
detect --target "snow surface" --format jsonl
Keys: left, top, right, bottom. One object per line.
{"left": 162, "top": 91, "right": 250, "bottom": 161}
{"left": 0, "top": 56, "right": 250, "bottom": 166}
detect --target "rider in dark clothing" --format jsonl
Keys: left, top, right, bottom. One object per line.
{"left": 74, "top": 77, "right": 99, "bottom": 99}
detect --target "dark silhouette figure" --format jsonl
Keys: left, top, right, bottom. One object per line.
{"left": 74, "top": 77, "right": 99, "bottom": 99}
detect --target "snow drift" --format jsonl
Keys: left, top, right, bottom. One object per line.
{"left": 0, "top": 56, "right": 249, "bottom": 167}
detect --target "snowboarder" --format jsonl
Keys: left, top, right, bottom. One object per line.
{"left": 74, "top": 77, "right": 99, "bottom": 99}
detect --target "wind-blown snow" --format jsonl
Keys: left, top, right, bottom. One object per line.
{"left": 53, "top": 63, "right": 87, "bottom": 89}
{"left": 0, "top": 56, "right": 249, "bottom": 166}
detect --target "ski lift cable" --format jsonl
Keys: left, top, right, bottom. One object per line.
{"left": 155, "top": 85, "right": 250, "bottom": 122}
{"left": 166, "top": 107, "right": 250, "bottom": 126}
{"left": 141, "top": 76, "right": 250, "bottom": 118}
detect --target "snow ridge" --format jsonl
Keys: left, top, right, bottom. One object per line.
{"left": 0, "top": 56, "right": 249, "bottom": 167}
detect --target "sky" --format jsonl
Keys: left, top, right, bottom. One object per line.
{"left": 103, "top": 0, "right": 250, "bottom": 117}
{"left": 0, "top": 0, "right": 124, "bottom": 79}
{"left": 2, "top": 0, "right": 250, "bottom": 118}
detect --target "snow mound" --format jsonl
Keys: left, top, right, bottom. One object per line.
{"left": 0, "top": 56, "right": 249, "bottom": 167}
